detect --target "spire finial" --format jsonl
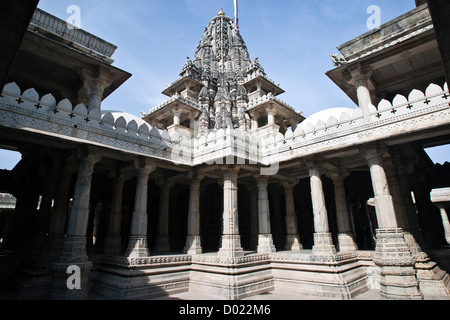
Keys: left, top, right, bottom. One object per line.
{"left": 218, "top": 8, "right": 225, "bottom": 16}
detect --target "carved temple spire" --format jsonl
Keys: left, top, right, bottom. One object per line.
{"left": 190, "top": 9, "right": 254, "bottom": 130}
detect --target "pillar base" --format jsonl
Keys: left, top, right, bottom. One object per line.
{"left": 285, "top": 234, "right": 303, "bottom": 252}
{"left": 155, "top": 235, "right": 171, "bottom": 253}
{"left": 415, "top": 256, "right": 450, "bottom": 297}
{"left": 58, "top": 236, "right": 89, "bottom": 263}
{"left": 374, "top": 228, "right": 423, "bottom": 300}
{"left": 312, "top": 232, "right": 336, "bottom": 255}
{"left": 50, "top": 236, "right": 92, "bottom": 300}
{"left": 403, "top": 231, "right": 424, "bottom": 256}
{"left": 338, "top": 232, "right": 358, "bottom": 252}
{"left": 126, "top": 236, "right": 150, "bottom": 258}
{"left": 50, "top": 261, "right": 93, "bottom": 300}
{"left": 218, "top": 235, "right": 245, "bottom": 258}
{"left": 257, "top": 234, "right": 276, "bottom": 254}
{"left": 183, "top": 235, "right": 202, "bottom": 255}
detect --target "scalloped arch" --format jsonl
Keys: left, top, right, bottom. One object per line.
{"left": 392, "top": 94, "right": 408, "bottom": 107}
{"left": 425, "top": 83, "right": 443, "bottom": 96}
{"left": 127, "top": 120, "right": 139, "bottom": 132}
{"left": 73, "top": 104, "right": 88, "bottom": 116}
{"left": 138, "top": 123, "right": 150, "bottom": 136}
{"left": 275, "top": 132, "right": 284, "bottom": 143}
{"left": 160, "top": 130, "right": 171, "bottom": 142}
{"left": 315, "top": 120, "right": 326, "bottom": 130}
{"left": 408, "top": 89, "right": 425, "bottom": 101}
{"left": 150, "top": 127, "right": 161, "bottom": 139}
{"left": 102, "top": 112, "right": 115, "bottom": 126}
{"left": 40, "top": 94, "right": 57, "bottom": 107}
{"left": 304, "top": 123, "right": 315, "bottom": 133}
{"left": 2, "top": 82, "right": 21, "bottom": 96}
{"left": 339, "top": 112, "right": 351, "bottom": 123}
{"left": 89, "top": 108, "right": 101, "bottom": 121}
{"left": 368, "top": 104, "right": 378, "bottom": 114}
{"left": 327, "top": 116, "right": 338, "bottom": 127}
{"left": 22, "top": 88, "right": 39, "bottom": 102}
{"left": 57, "top": 99, "right": 73, "bottom": 113}
{"left": 294, "top": 126, "right": 304, "bottom": 137}
{"left": 378, "top": 99, "right": 393, "bottom": 112}
{"left": 285, "top": 130, "right": 293, "bottom": 140}
{"left": 115, "top": 116, "right": 127, "bottom": 129}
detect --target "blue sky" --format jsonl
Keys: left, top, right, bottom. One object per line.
{"left": 1, "top": 0, "right": 449, "bottom": 168}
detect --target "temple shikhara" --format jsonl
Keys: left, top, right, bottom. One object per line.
{"left": 1, "top": 1, "right": 450, "bottom": 300}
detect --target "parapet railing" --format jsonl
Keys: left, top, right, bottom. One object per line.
{"left": 30, "top": 8, "right": 117, "bottom": 58}
{"left": 0, "top": 82, "right": 449, "bottom": 168}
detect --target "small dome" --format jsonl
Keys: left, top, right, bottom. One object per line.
{"left": 218, "top": 8, "right": 225, "bottom": 16}
{"left": 102, "top": 110, "right": 149, "bottom": 127}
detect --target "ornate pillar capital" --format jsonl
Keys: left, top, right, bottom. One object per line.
{"left": 76, "top": 148, "right": 102, "bottom": 167}
{"left": 255, "top": 176, "right": 269, "bottom": 189}
{"left": 282, "top": 178, "right": 300, "bottom": 190}
{"left": 361, "top": 144, "right": 389, "bottom": 163}
{"left": 305, "top": 160, "right": 322, "bottom": 177}
{"left": 345, "top": 64, "right": 375, "bottom": 124}
{"left": 186, "top": 169, "right": 205, "bottom": 183}
{"left": 78, "top": 66, "right": 114, "bottom": 113}
{"left": 326, "top": 168, "right": 350, "bottom": 182}
{"left": 221, "top": 165, "right": 240, "bottom": 176}
{"left": 78, "top": 67, "right": 113, "bottom": 93}
{"left": 134, "top": 157, "right": 156, "bottom": 175}
{"left": 346, "top": 64, "right": 373, "bottom": 86}
{"left": 155, "top": 178, "right": 175, "bottom": 190}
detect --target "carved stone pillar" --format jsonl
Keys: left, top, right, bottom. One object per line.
{"left": 173, "top": 109, "right": 181, "bottom": 126}
{"left": 51, "top": 152, "right": 101, "bottom": 300}
{"left": 328, "top": 170, "right": 358, "bottom": 252}
{"left": 155, "top": 181, "right": 173, "bottom": 252}
{"left": 347, "top": 65, "right": 373, "bottom": 123}
{"left": 383, "top": 155, "right": 425, "bottom": 258}
{"left": 307, "top": 162, "right": 336, "bottom": 255}
{"left": 125, "top": 160, "right": 155, "bottom": 258}
{"left": 218, "top": 166, "right": 244, "bottom": 257}
{"left": 104, "top": 172, "right": 130, "bottom": 254}
{"left": 251, "top": 118, "right": 259, "bottom": 132}
{"left": 364, "top": 149, "right": 399, "bottom": 229}
{"left": 363, "top": 147, "right": 423, "bottom": 300}
{"left": 256, "top": 177, "right": 276, "bottom": 254}
{"left": 79, "top": 67, "right": 113, "bottom": 114}
{"left": 249, "top": 187, "right": 259, "bottom": 250}
{"left": 267, "top": 110, "right": 275, "bottom": 126}
{"left": 390, "top": 148, "right": 428, "bottom": 252}
{"left": 282, "top": 179, "right": 303, "bottom": 251}
{"left": 436, "top": 205, "right": 450, "bottom": 246}
{"left": 42, "top": 157, "right": 77, "bottom": 262}
{"left": 30, "top": 155, "right": 61, "bottom": 256}
{"left": 184, "top": 173, "right": 203, "bottom": 255}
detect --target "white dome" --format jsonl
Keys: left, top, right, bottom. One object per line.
{"left": 102, "top": 110, "right": 148, "bottom": 127}
{"left": 300, "top": 107, "right": 356, "bottom": 128}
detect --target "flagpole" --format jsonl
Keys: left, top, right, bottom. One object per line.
{"left": 234, "top": 0, "right": 239, "bottom": 34}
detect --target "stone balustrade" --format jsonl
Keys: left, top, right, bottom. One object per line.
{"left": 1, "top": 81, "right": 449, "bottom": 169}
{"left": 30, "top": 8, "right": 117, "bottom": 59}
